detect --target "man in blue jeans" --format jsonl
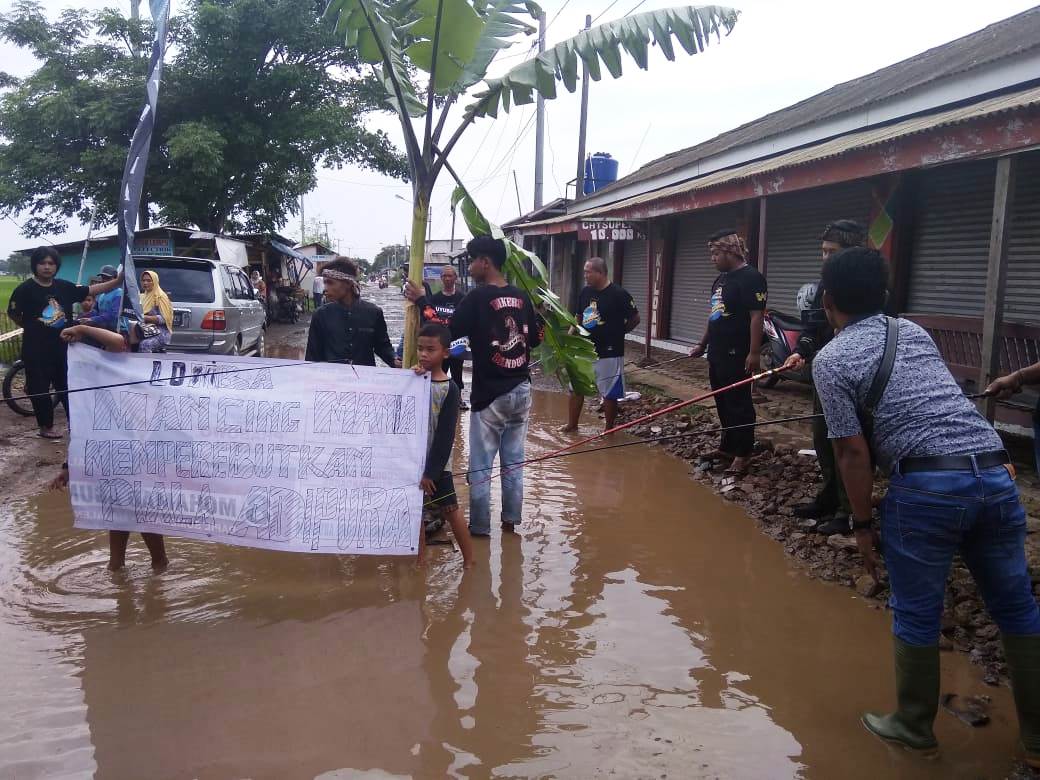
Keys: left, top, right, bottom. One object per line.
{"left": 448, "top": 236, "right": 541, "bottom": 537}
{"left": 813, "top": 247, "right": 1040, "bottom": 766}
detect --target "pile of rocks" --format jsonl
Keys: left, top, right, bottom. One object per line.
{"left": 617, "top": 393, "right": 1040, "bottom": 687}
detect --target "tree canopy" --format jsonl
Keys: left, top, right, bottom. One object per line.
{"left": 0, "top": 0, "right": 408, "bottom": 237}
{"left": 373, "top": 243, "right": 409, "bottom": 272}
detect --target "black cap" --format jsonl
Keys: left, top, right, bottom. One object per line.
{"left": 98, "top": 264, "right": 118, "bottom": 279}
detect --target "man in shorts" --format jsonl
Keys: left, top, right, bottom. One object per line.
{"left": 563, "top": 256, "right": 640, "bottom": 432}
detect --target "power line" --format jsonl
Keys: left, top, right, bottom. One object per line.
{"left": 624, "top": 0, "right": 648, "bottom": 16}
{"left": 546, "top": 0, "right": 573, "bottom": 32}
{"left": 592, "top": 0, "right": 623, "bottom": 24}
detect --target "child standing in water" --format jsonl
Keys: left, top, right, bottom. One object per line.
{"left": 414, "top": 323, "right": 474, "bottom": 569}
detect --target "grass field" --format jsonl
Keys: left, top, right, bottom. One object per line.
{"left": 0, "top": 276, "right": 20, "bottom": 316}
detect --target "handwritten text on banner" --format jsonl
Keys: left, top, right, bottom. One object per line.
{"left": 67, "top": 345, "right": 430, "bottom": 556}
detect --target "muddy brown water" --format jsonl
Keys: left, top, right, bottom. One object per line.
{"left": 0, "top": 286, "right": 1024, "bottom": 779}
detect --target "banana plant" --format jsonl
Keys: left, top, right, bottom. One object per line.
{"left": 450, "top": 180, "right": 599, "bottom": 396}
{"left": 325, "top": 0, "right": 740, "bottom": 373}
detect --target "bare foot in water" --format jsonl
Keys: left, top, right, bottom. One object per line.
{"left": 151, "top": 557, "right": 169, "bottom": 573}
{"left": 559, "top": 424, "right": 578, "bottom": 433}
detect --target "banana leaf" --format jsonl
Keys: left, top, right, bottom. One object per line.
{"left": 468, "top": 5, "right": 738, "bottom": 117}
{"left": 451, "top": 184, "right": 598, "bottom": 397}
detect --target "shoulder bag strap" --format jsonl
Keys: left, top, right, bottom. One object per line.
{"left": 864, "top": 316, "right": 900, "bottom": 414}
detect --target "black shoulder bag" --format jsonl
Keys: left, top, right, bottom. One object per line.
{"left": 858, "top": 316, "right": 900, "bottom": 467}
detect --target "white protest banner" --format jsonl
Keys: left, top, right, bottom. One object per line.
{"left": 66, "top": 345, "right": 430, "bottom": 556}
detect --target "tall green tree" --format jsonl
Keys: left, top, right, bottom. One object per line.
{"left": 0, "top": 0, "right": 408, "bottom": 237}
{"left": 325, "top": 1, "right": 739, "bottom": 371}
{"left": 373, "top": 243, "right": 409, "bottom": 272}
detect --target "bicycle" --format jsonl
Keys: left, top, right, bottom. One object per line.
{"left": 2, "top": 360, "right": 59, "bottom": 417}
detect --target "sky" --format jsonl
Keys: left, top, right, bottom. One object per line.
{"left": 0, "top": 0, "right": 1037, "bottom": 260}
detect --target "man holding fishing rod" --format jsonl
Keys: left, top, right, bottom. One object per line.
{"left": 687, "top": 230, "right": 767, "bottom": 475}
{"left": 782, "top": 219, "right": 867, "bottom": 535}
{"left": 812, "top": 246, "right": 1040, "bottom": 766}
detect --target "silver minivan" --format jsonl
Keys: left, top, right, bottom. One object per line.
{"left": 133, "top": 256, "right": 266, "bottom": 356}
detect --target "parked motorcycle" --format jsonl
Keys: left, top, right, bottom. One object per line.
{"left": 758, "top": 282, "right": 819, "bottom": 388}
{"left": 274, "top": 286, "right": 301, "bottom": 324}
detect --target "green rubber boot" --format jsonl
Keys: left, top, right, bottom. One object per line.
{"left": 861, "top": 638, "right": 940, "bottom": 757}
{"left": 1002, "top": 634, "right": 1040, "bottom": 769}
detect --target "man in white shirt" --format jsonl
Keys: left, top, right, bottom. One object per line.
{"left": 312, "top": 273, "right": 325, "bottom": 310}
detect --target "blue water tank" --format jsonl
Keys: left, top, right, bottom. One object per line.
{"left": 584, "top": 152, "right": 619, "bottom": 195}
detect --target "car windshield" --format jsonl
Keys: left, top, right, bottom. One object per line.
{"left": 133, "top": 259, "right": 215, "bottom": 304}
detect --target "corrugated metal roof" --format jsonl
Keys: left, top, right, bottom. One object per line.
{"left": 520, "top": 85, "right": 1040, "bottom": 228}
{"left": 593, "top": 6, "right": 1040, "bottom": 199}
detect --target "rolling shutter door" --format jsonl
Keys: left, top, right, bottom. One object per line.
{"left": 621, "top": 240, "right": 648, "bottom": 336}
{"left": 766, "top": 181, "right": 873, "bottom": 316}
{"left": 669, "top": 206, "right": 740, "bottom": 343}
{"left": 907, "top": 160, "right": 995, "bottom": 317}
{"left": 1007, "top": 151, "right": 1040, "bottom": 325}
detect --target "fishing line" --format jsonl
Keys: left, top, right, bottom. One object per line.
{"left": 4, "top": 351, "right": 365, "bottom": 404}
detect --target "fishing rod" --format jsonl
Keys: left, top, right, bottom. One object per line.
{"left": 422, "top": 389, "right": 996, "bottom": 509}
{"left": 458, "top": 364, "right": 795, "bottom": 497}
{"left": 429, "top": 387, "right": 993, "bottom": 507}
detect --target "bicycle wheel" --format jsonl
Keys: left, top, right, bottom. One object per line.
{"left": 3, "top": 361, "right": 37, "bottom": 417}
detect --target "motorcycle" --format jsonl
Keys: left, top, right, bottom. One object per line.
{"left": 758, "top": 282, "right": 819, "bottom": 389}
{"left": 274, "top": 286, "right": 301, "bottom": 324}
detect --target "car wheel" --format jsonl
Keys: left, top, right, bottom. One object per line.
{"left": 253, "top": 330, "right": 265, "bottom": 358}
{"left": 231, "top": 337, "right": 242, "bottom": 357}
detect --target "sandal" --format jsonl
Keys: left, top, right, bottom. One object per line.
{"left": 38, "top": 429, "right": 63, "bottom": 440}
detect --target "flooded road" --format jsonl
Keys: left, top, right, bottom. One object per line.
{"left": 0, "top": 285, "right": 1025, "bottom": 779}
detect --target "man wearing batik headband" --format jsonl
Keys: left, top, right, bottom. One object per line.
{"left": 305, "top": 257, "right": 398, "bottom": 367}
{"left": 688, "top": 229, "right": 768, "bottom": 475}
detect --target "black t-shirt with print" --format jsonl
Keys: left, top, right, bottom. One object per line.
{"left": 706, "top": 264, "right": 767, "bottom": 363}
{"left": 7, "top": 278, "right": 89, "bottom": 357}
{"left": 450, "top": 284, "right": 541, "bottom": 411}
{"left": 419, "top": 289, "right": 465, "bottom": 331}
{"left": 574, "top": 283, "right": 637, "bottom": 358}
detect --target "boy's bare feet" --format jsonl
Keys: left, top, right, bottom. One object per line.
{"left": 559, "top": 424, "right": 578, "bottom": 433}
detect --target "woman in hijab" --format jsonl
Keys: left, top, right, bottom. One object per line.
{"left": 138, "top": 270, "right": 174, "bottom": 353}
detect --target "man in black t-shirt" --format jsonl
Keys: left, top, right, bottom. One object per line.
{"left": 446, "top": 236, "right": 541, "bottom": 537}
{"left": 413, "top": 265, "right": 469, "bottom": 408}
{"left": 563, "top": 256, "right": 639, "bottom": 432}
{"left": 7, "top": 246, "right": 124, "bottom": 438}
{"left": 688, "top": 229, "right": 767, "bottom": 474}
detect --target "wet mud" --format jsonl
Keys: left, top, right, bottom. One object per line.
{"left": 0, "top": 388, "right": 1027, "bottom": 779}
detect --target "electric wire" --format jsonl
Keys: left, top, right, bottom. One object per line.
{"left": 592, "top": 0, "right": 624, "bottom": 24}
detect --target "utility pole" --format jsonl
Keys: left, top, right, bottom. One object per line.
{"left": 533, "top": 10, "right": 546, "bottom": 210}
{"left": 574, "top": 14, "right": 592, "bottom": 201}
{"left": 300, "top": 194, "right": 305, "bottom": 244}
{"left": 130, "top": 0, "right": 141, "bottom": 20}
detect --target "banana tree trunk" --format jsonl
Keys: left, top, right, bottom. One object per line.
{"left": 403, "top": 192, "right": 430, "bottom": 369}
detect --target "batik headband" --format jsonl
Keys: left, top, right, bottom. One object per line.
{"left": 321, "top": 269, "right": 356, "bottom": 282}
{"left": 708, "top": 232, "right": 749, "bottom": 261}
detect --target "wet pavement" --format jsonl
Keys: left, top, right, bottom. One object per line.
{"left": 0, "top": 285, "right": 1027, "bottom": 779}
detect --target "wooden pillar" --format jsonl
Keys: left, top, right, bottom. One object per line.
{"left": 978, "top": 155, "right": 1018, "bottom": 421}
{"left": 757, "top": 197, "right": 768, "bottom": 279}
{"left": 645, "top": 234, "right": 653, "bottom": 361}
